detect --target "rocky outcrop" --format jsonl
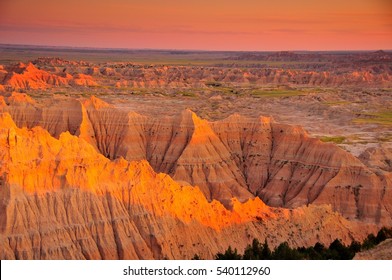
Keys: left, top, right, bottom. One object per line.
{"left": 70, "top": 73, "right": 98, "bottom": 87}
{"left": 1, "top": 56, "right": 391, "bottom": 91}
{"left": 211, "top": 114, "right": 392, "bottom": 225}
{"left": 354, "top": 239, "right": 392, "bottom": 260}
{"left": 359, "top": 145, "right": 392, "bottom": 172}
{"left": 1, "top": 96, "right": 391, "bottom": 225}
{"left": 78, "top": 101, "right": 392, "bottom": 225}
{"left": 80, "top": 66, "right": 392, "bottom": 88}
{"left": 0, "top": 62, "right": 97, "bottom": 90}
{"left": 0, "top": 112, "right": 373, "bottom": 259}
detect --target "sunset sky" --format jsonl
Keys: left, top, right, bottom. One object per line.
{"left": 0, "top": 0, "right": 391, "bottom": 51}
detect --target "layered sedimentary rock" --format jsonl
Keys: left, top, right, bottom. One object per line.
{"left": 210, "top": 115, "right": 392, "bottom": 225}
{"left": 354, "top": 239, "right": 392, "bottom": 260}
{"left": 359, "top": 145, "right": 392, "bottom": 172}
{"left": 0, "top": 112, "right": 372, "bottom": 259}
{"left": 0, "top": 62, "right": 97, "bottom": 90}
{"left": 1, "top": 55, "right": 391, "bottom": 91}
{"left": 1, "top": 95, "right": 391, "bottom": 225}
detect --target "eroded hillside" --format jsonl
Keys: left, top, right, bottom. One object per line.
{"left": 1, "top": 55, "right": 391, "bottom": 92}
{"left": 0, "top": 111, "right": 374, "bottom": 259}
{"left": 0, "top": 51, "right": 391, "bottom": 259}
{"left": 1, "top": 95, "right": 391, "bottom": 225}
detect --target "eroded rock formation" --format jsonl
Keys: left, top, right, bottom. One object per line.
{"left": 0, "top": 62, "right": 97, "bottom": 90}
{"left": 1, "top": 95, "right": 391, "bottom": 226}
{"left": 1, "top": 54, "right": 391, "bottom": 91}
{"left": 354, "top": 239, "right": 392, "bottom": 260}
{"left": 0, "top": 112, "right": 373, "bottom": 259}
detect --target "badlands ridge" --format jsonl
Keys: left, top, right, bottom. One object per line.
{"left": 0, "top": 51, "right": 391, "bottom": 259}
{"left": 0, "top": 55, "right": 391, "bottom": 91}
{"left": 0, "top": 93, "right": 390, "bottom": 259}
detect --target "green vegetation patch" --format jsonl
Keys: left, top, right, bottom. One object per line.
{"left": 250, "top": 89, "right": 305, "bottom": 98}
{"left": 323, "top": 101, "right": 351, "bottom": 106}
{"left": 377, "top": 133, "right": 392, "bottom": 142}
{"left": 80, "top": 92, "right": 95, "bottom": 97}
{"left": 319, "top": 136, "right": 346, "bottom": 144}
{"left": 179, "top": 91, "right": 197, "bottom": 97}
{"left": 354, "top": 111, "right": 392, "bottom": 126}
{"left": 205, "top": 81, "right": 222, "bottom": 87}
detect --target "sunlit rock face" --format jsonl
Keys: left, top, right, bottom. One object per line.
{"left": 0, "top": 52, "right": 391, "bottom": 260}
{"left": 1, "top": 56, "right": 391, "bottom": 92}
{"left": 0, "top": 62, "right": 97, "bottom": 90}
{"left": 0, "top": 112, "right": 376, "bottom": 259}
{"left": 1, "top": 95, "right": 391, "bottom": 225}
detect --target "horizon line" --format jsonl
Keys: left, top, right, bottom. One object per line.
{"left": 0, "top": 43, "right": 391, "bottom": 54}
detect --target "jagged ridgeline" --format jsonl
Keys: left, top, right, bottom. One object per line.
{"left": 1, "top": 54, "right": 392, "bottom": 92}
{"left": 0, "top": 94, "right": 390, "bottom": 259}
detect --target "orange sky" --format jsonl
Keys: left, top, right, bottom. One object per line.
{"left": 0, "top": 0, "right": 391, "bottom": 51}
